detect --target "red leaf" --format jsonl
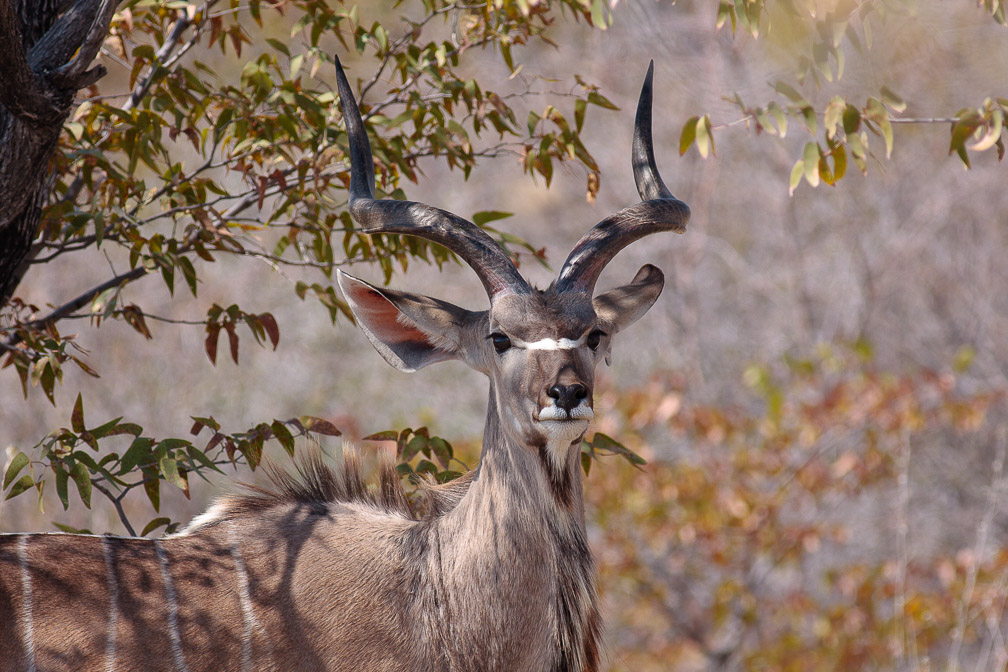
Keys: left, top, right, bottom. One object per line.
{"left": 259, "top": 312, "right": 280, "bottom": 350}
{"left": 122, "top": 304, "right": 152, "bottom": 339}
{"left": 257, "top": 176, "right": 268, "bottom": 209}
{"left": 272, "top": 169, "right": 287, "bottom": 193}
{"left": 205, "top": 323, "right": 221, "bottom": 365}
{"left": 303, "top": 417, "right": 342, "bottom": 437}
{"left": 224, "top": 322, "right": 239, "bottom": 364}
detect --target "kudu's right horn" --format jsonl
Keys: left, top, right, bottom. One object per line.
{"left": 555, "top": 60, "right": 690, "bottom": 296}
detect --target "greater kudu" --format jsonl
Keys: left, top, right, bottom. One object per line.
{"left": 0, "top": 57, "right": 689, "bottom": 671}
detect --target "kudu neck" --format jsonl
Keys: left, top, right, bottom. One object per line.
{"left": 470, "top": 384, "right": 588, "bottom": 528}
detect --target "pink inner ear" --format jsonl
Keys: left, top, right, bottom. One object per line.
{"left": 353, "top": 287, "right": 435, "bottom": 349}
{"left": 338, "top": 270, "right": 461, "bottom": 371}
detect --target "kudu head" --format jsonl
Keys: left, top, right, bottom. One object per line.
{"left": 334, "top": 58, "right": 689, "bottom": 474}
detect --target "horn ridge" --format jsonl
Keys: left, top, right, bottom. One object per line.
{"left": 556, "top": 60, "right": 690, "bottom": 295}
{"left": 334, "top": 55, "right": 531, "bottom": 299}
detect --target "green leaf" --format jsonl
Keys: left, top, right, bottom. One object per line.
{"left": 178, "top": 256, "right": 198, "bottom": 297}
{"left": 954, "top": 345, "right": 976, "bottom": 372}
{"left": 970, "top": 108, "right": 1003, "bottom": 152}
{"left": 842, "top": 105, "right": 861, "bottom": 135}
{"left": 5, "top": 474, "right": 35, "bottom": 500}
{"left": 587, "top": 433, "right": 647, "bottom": 468}
{"left": 880, "top": 86, "right": 906, "bottom": 113}
{"left": 271, "top": 420, "right": 296, "bottom": 456}
{"left": 832, "top": 144, "right": 847, "bottom": 181}
{"left": 159, "top": 456, "right": 186, "bottom": 491}
{"left": 767, "top": 102, "right": 788, "bottom": 138}
{"left": 55, "top": 465, "right": 69, "bottom": 510}
{"left": 803, "top": 142, "right": 821, "bottom": 187}
{"left": 789, "top": 159, "right": 805, "bottom": 196}
{"left": 586, "top": 92, "right": 618, "bottom": 110}
{"left": 265, "top": 38, "right": 289, "bottom": 56}
{"left": 4, "top": 452, "right": 30, "bottom": 489}
{"left": 527, "top": 110, "right": 541, "bottom": 137}
{"left": 949, "top": 118, "right": 980, "bottom": 157}
{"left": 144, "top": 472, "right": 161, "bottom": 512}
{"left": 141, "top": 517, "right": 173, "bottom": 537}
{"left": 773, "top": 80, "right": 805, "bottom": 104}
{"left": 574, "top": 99, "right": 587, "bottom": 133}
{"left": 120, "top": 437, "right": 154, "bottom": 474}
{"left": 415, "top": 459, "right": 439, "bottom": 476}
{"left": 879, "top": 116, "right": 894, "bottom": 158}
{"left": 801, "top": 106, "right": 817, "bottom": 135}
{"left": 186, "top": 446, "right": 224, "bottom": 474}
{"left": 694, "top": 116, "right": 713, "bottom": 158}
{"left": 71, "top": 393, "right": 85, "bottom": 433}
{"left": 90, "top": 417, "right": 127, "bottom": 439}
{"left": 472, "top": 210, "right": 513, "bottom": 227}
{"left": 680, "top": 115, "right": 699, "bottom": 156}
{"left": 824, "top": 98, "right": 845, "bottom": 140}
{"left": 70, "top": 462, "right": 92, "bottom": 507}
{"left": 428, "top": 437, "right": 452, "bottom": 468}
{"left": 590, "top": 0, "right": 608, "bottom": 29}
{"left": 403, "top": 434, "right": 428, "bottom": 461}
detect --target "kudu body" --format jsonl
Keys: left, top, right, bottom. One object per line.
{"left": 0, "top": 58, "right": 689, "bottom": 671}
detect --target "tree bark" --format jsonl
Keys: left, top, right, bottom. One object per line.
{"left": 0, "top": 0, "right": 119, "bottom": 307}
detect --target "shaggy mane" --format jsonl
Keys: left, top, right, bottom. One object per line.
{"left": 179, "top": 447, "right": 475, "bottom": 534}
{"left": 261, "top": 449, "right": 412, "bottom": 514}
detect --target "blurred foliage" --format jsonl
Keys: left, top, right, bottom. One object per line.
{"left": 588, "top": 346, "right": 1007, "bottom": 670}
{"left": 686, "top": 0, "right": 1008, "bottom": 191}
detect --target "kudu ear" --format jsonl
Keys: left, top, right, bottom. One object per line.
{"left": 337, "top": 270, "right": 473, "bottom": 373}
{"left": 593, "top": 264, "right": 665, "bottom": 335}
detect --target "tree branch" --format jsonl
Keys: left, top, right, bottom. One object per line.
{"left": 50, "top": 0, "right": 119, "bottom": 87}
{"left": 126, "top": 0, "right": 222, "bottom": 111}
{"left": 0, "top": 0, "right": 64, "bottom": 128}
{"left": 93, "top": 480, "right": 137, "bottom": 537}
{"left": 27, "top": 0, "right": 103, "bottom": 73}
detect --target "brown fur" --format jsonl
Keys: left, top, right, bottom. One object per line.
{"left": 0, "top": 445, "right": 598, "bottom": 671}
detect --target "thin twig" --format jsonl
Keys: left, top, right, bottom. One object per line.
{"left": 949, "top": 431, "right": 1008, "bottom": 672}
{"left": 92, "top": 480, "right": 137, "bottom": 537}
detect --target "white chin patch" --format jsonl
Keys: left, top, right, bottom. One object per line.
{"left": 539, "top": 419, "right": 590, "bottom": 442}
{"left": 536, "top": 408, "right": 592, "bottom": 472}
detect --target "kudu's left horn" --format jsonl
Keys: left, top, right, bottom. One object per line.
{"left": 335, "top": 55, "right": 531, "bottom": 299}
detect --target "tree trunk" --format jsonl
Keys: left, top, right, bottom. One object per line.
{"left": 0, "top": 0, "right": 120, "bottom": 307}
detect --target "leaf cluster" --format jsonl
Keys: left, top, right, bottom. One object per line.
{"left": 696, "top": 0, "right": 1008, "bottom": 192}
{"left": 589, "top": 345, "right": 1006, "bottom": 670}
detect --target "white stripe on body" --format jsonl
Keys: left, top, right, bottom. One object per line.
{"left": 18, "top": 535, "right": 36, "bottom": 672}
{"left": 227, "top": 523, "right": 258, "bottom": 672}
{"left": 102, "top": 536, "right": 119, "bottom": 672}
{"left": 155, "top": 539, "right": 190, "bottom": 672}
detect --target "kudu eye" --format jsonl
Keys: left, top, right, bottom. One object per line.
{"left": 586, "top": 330, "right": 605, "bottom": 351}
{"left": 490, "top": 333, "right": 512, "bottom": 353}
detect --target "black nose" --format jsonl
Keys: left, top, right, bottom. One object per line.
{"left": 547, "top": 383, "right": 588, "bottom": 411}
